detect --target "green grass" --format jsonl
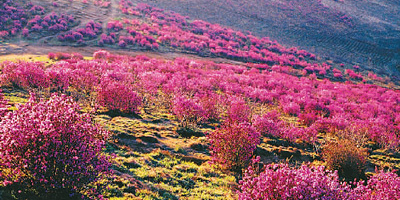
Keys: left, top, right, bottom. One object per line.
{"left": 101, "top": 149, "right": 236, "bottom": 199}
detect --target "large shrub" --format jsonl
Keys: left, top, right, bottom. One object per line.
{"left": 0, "top": 94, "right": 110, "bottom": 199}
{"left": 238, "top": 159, "right": 352, "bottom": 200}
{"left": 207, "top": 122, "right": 260, "bottom": 172}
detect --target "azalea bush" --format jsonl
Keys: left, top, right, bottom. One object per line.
{"left": 0, "top": 94, "right": 110, "bottom": 199}
{"left": 252, "top": 111, "right": 283, "bottom": 137}
{"left": 97, "top": 80, "right": 142, "bottom": 114}
{"left": 172, "top": 94, "right": 206, "bottom": 127}
{"left": 207, "top": 122, "right": 260, "bottom": 172}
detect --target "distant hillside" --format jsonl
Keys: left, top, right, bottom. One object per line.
{"left": 130, "top": 0, "right": 400, "bottom": 77}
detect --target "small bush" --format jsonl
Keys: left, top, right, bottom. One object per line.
{"left": 97, "top": 80, "right": 142, "bottom": 114}
{"left": 282, "top": 102, "right": 300, "bottom": 116}
{"left": 93, "top": 50, "right": 110, "bottom": 60}
{"left": 48, "top": 52, "right": 56, "bottom": 60}
{"left": 0, "top": 94, "right": 110, "bottom": 199}
{"left": 322, "top": 139, "right": 367, "bottom": 181}
{"left": 172, "top": 95, "right": 206, "bottom": 127}
{"left": 207, "top": 122, "right": 260, "bottom": 172}
{"left": 252, "top": 111, "right": 282, "bottom": 137}
{"left": 226, "top": 97, "right": 251, "bottom": 123}
{"left": 55, "top": 52, "right": 72, "bottom": 60}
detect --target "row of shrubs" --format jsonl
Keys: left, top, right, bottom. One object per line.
{"left": 25, "top": 12, "right": 75, "bottom": 34}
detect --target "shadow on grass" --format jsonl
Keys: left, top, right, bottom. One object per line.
{"left": 98, "top": 110, "right": 143, "bottom": 119}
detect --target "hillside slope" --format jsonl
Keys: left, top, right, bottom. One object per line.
{"left": 1, "top": 0, "right": 399, "bottom": 82}
{"left": 129, "top": 0, "right": 400, "bottom": 76}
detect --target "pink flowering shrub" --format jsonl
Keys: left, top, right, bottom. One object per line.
{"left": 207, "top": 122, "right": 260, "bottom": 171}
{"left": 197, "top": 92, "right": 220, "bottom": 121}
{"left": 45, "top": 67, "right": 71, "bottom": 92}
{"left": 97, "top": 80, "right": 142, "bottom": 114}
{"left": 352, "top": 170, "right": 400, "bottom": 199}
{"left": 0, "top": 89, "right": 9, "bottom": 117}
{"left": 252, "top": 111, "right": 318, "bottom": 143}
{"left": 298, "top": 112, "right": 319, "bottom": 126}
{"left": 238, "top": 159, "right": 352, "bottom": 200}
{"left": 345, "top": 69, "right": 363, "bottom": 81}
{"left": 282, "top": 102, "right": 301, "bottom": 116}
{"left": 252, "top": 111, "right": 283, "bottom": 137}
{"left": 0, "top": 94, "right": 110, "bottom": 199}
{"left": 54, "top": 52, "right": 71, "bottom": 60}
{"left": 226, "top": 97, "right": 251, "bottom": 123}
{"left": 0, "top": 61, "right": 48, "bottom": 89}
{"left": 368, "top": 72, "right": 384, "bottom": 82}
{"left": 48, "top": 52, "right": 56, "bottom": 60}
{"left": 332, "top": 68, "right": 343, "bottom": 79}
{"left": 99, "top": 33, "right": 116, "bottom": 45}
{"left": 107, "top": 20, "right": 123, "bottom": 32}
{"left": 93, "top": 50, "right": 110, "bottom": 60}
{"left": 172, "top": 94, "right": 206, "bottom": 127}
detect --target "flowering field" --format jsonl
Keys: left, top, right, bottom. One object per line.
{"left": 0, "top": 50, "right": 399, "bottom": 199}
{"left": 1, "top": 0, "right": 400, "bottom": 199}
